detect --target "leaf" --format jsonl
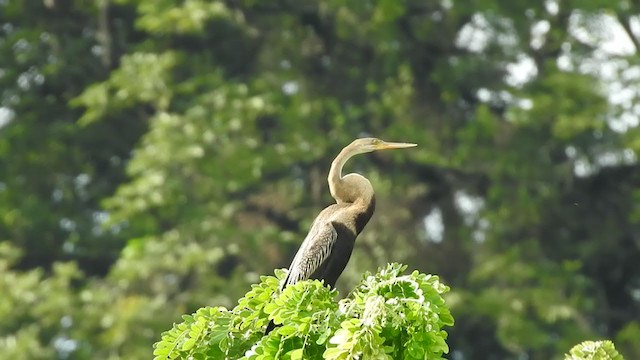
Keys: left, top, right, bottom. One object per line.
{"left": 288, "top": 348, "right": 304, "bottom": 360}
{"left": 278, "top": 325, "right": 297, "bottom": 336}
{"left": 181, "top": 338, "right": 196, "bottom": 351}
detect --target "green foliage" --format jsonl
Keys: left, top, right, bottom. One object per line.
{"left": 615, "top": 322, "right": 640, "bottom": 359}
{"left": 565, "top": 341, "right": 624, "bottom": 360}
{"left": 153, "top": 264, "right": 453, "bottom": 360}
{"left": 74, "top": 52, "right": 178, "bottom": 125}
{"left": 2, "top": 0, "right": 640, "bottom": 359}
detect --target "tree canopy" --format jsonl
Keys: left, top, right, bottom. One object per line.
{"left": 1, "top": 0, "right": 639, "bottom": 359}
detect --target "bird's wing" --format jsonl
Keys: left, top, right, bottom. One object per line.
{"left": 284, "top": 221, "right": 338, "bottom": 288}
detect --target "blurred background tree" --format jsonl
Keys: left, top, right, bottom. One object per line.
{"left": 1, "top": 0, "right": 639, "bottom": 359}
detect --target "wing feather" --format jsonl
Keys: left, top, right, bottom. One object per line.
{"left": 284, "top": 221, "right": 338, "bottom": 287}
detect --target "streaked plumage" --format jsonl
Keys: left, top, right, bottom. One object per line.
{"left": 266, "top": 138, "right": 416, "bottom": 334}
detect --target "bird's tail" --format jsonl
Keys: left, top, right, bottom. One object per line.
{"left": 265, "top": 320, "right": 277, "bottom": 335}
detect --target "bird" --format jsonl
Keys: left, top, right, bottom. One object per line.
{"left": 265, "top": 137, "right": 416, "bottom": 334}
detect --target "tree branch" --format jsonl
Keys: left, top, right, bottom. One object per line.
{"left": 370, "top": 155, "right": 489, "bottom": 196}
{"left": 243, "top": 202, "right": 301, "bottom": 231}
{"left": 97, "top": 0, "right": 113, "bottom": 69}
{"left": 616, "top": 13, "right": 640, "bottom": 53}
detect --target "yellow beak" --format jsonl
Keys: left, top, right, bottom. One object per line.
{"left": 376, "top": 141, "right": 418, "bottom": 150}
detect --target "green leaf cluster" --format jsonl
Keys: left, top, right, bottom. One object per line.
{"left": 153, "top": 263, "right": 453, "bottom": 359}
{"left": 328, "top": 264, "right": 453, "bottom": 360}
{"left": 565, "top": 340, "right": 624, "bottom": 360}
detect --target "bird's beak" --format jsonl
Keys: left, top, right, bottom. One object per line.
{"left": 376, "top": 141, "right": 418, "bottom": 150}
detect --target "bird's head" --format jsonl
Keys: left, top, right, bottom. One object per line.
{"left": 348, "top": 137, "right": 417, "bottom": 154}
{"left": 329, "top": 137, "right": 417, "bottom": 202}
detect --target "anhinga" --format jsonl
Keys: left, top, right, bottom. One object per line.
{"left": 266, "top": 138, "right": 416, "bottom": 334}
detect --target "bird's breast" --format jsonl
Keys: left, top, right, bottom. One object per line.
{"left": 353, "top": 195, "right": 375, "bottom": 234}
{"left": 324, "top": 195, "right": 375, "bottom": 235}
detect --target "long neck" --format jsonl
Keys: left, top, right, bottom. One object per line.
{"left": 328, "top": 147, "right": 350, "bottom": 199}
{"left": 328, "top": 147, "right": 374, "bottom": 205}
